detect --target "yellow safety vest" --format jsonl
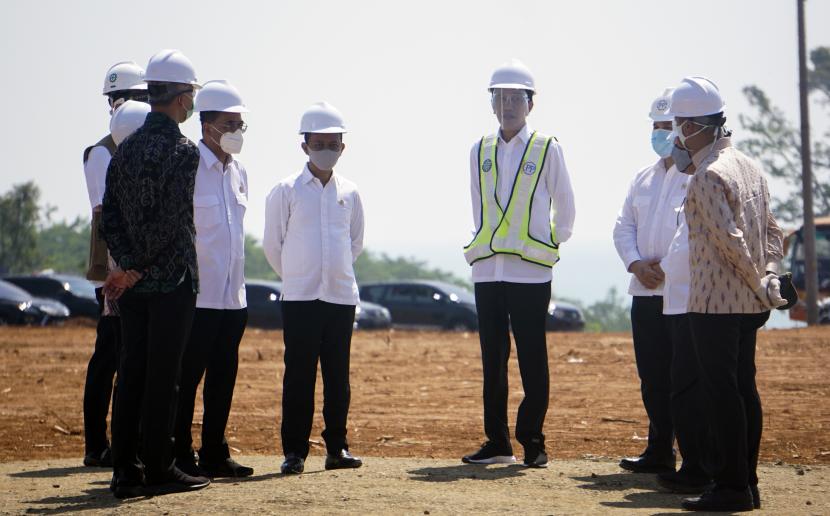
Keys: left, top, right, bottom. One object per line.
{"left": 463, "top": 131, "right": 560, "bottom": 268}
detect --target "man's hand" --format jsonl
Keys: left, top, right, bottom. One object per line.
{"left": 755, "top": 273, "right": 787, "bottom": 310}
{"left": 628, "top": 260, "right": 664, "bottom": 289}
{"left": 102, "top": 267, "right": 143, "bottom": 300}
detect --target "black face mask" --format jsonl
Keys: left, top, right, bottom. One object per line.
{"left": 671, "top": 144, "right": 693, "bottom": 173}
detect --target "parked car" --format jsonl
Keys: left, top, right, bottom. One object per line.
{"left": 2, "top": 274, "right": 98, "bottom": 319}
{"left": 245, "top": 280, "right": 392, "bottom": 330}
{"left": 360, "top": 280, "right": 586, "bottom": 332}
{"left": 359, "top": 280, "right": 479, "bottom": 331}
{"left": 0, "top": 279, "right": 70, "bottom": 326}
{"left": 545, "top": 300, "right": 585, "bottom": 331}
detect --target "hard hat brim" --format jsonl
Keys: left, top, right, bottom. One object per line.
{"left": 102, "top": 83, "right": 149, "bottom": 95}
{"left": 298, "top": 127, "right": 347, "bottom": 135}
{"left": 649, "top": 114, "right": 674, "bottom": 122}
{"left": 143, "top": 77, "right": 202, "bottom": 90}
{"left": 489, "top": 83, "right": 535, "bottom": 91}
{"left": 194, "top": 104, "right": 250, "bottom": 113}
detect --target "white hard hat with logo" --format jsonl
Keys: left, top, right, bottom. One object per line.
{"left": 299, "top": 101, "right": 347, "bottom": 134}
{"left": 489, "top": 58, "right": 535, "bottom": 91}
{"left": 102, "top": 61, "right": 147, "bottom": 95}
{"left": 110, "top": 100, "right": 151, "bottom": 145}
{"left": 194, "top": 80, "right": 249, "bottom": 113}
{"left": 144, "top": 49, "right": 201, "bottom": 88}
{"left": 649, "top": 88, "right": 674, "bottom": 121}
{"left": 669, "top": 76, "right": 724, "bottom": 118}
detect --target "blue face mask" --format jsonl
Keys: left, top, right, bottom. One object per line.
{"left": 651, "top": 128, "right": 674, "bottom": 158}
{"left": 671, "top": 144, "right": 693, "bottom": 173}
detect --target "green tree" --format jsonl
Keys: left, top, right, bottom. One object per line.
{"left": 0, "top": 182, "right": 41, "bottom": 274}
{"left": 354, "top": 249, "right": 470, "bottom": 288}
{"left": 244, "top": 234, "right": 279, "bottom": 281}
{"left": 561, "top": 286, "right": 632, "bottom": 333}
{"left": 738, "top": 46, "right": 830, "bottom": 223}
{"left": 36, "top": 216, "right": 90, "bottom": 275}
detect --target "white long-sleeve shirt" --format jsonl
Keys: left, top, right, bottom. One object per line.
{"left": 661, "top": 207, "right": 690, "bottom": 315}
{"left": 193, "top": 142, "right": 248, "bottom": 310}
{"left": 84, "top": 146, "right": 111, "bottom": 209}
{"left": 263, "top": 166, "right": 364, "bottom": 305}
{"left": 613, "top": 159, "right": 689, "bottom": 296}
{"left": 468, "top": 124, "right": 575, "bottom": 284}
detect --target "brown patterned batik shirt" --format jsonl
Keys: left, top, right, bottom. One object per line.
{"left": 685, "top": 137, "right": 783, "bottom": 314}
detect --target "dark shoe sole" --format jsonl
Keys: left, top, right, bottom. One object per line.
{"left": 201, "top": 466, "right": 254, "bottom": 478}
{"left": 462, "top": 455, "right": 516, "bottom": 465}
{"left": 681, "top": 499, "right": 754, "bottom": 512}
{"left": 325, "top": 460, "right": 363, "bottom": 470}
{"left": 656, "top": 476, "right": 713, "bottom": 494}
{"left": 113, "top": 485, "right": 145, "bottom": 499}
{"left": 146, "top": 480, "right": 210, "bottom": 496}
{"left": 619, "top": 460, "right": 674, "bottom": 474}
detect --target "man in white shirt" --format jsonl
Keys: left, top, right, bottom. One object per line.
{"left": 264, "top": 102, "right": 365, "bottom": 475}
{"left": 462, "top": 60, "right": 575, "bottom": 468}
{"left": 173, "top": 80, "right": 253, "bottom": 479}
{"left": 81, "top": 60, "right": 148, "bottom": 469}
{"left": 613, "top": 89, "right": 689, "bottom": 475}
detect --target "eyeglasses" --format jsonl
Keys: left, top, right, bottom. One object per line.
{"left": 491, "top": 92, "right": 529, "bottom": 105}
{"left": 127, "top": 91, "right": 149, "bottom": 103}
{"left": 306, "top": 142, "right": 341, "bottom": 152}
{"left": 214, "top": 121, "right": 248, "bottom": 133}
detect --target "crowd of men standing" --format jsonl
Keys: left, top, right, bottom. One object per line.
{"left": 80, "top": 49, "right": 791, "bottom": 512}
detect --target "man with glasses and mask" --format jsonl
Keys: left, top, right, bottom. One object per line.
{"left": 81, "top": 60, "right": 149, "bottom": 469}
{"left": 264, "top": 101, "right": 365, "bottom": 475}
{"left": 173, "top": 80, "right": 253, "bottom": 479}
{"left": 667, "top": 76, "right": 786, "bottom": 512}
{"left": 101, "top": 49, "right": 209, "bottom": 498}
{"left": 462, "top": 59, "right": 575, "bottom": 468}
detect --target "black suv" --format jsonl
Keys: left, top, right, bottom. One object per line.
{"left": 3, "top": 274, "right": 99, "bottom": 319}
{"left": 359, "top": 280, "right": 478, "bottom": 331}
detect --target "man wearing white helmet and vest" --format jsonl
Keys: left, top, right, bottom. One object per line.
{"left": 667, "top": 76, "right": 786, "bottom": 512}
{"left": 264, "top": 101, "right": 365, "bottom": 475}
{"left": 613, "top": 89, "right": 710, "bottom": 491}
{"left": 81, "top": 61, "right": 148, "bottom": 469}
{"left": 173, "top": 80, "right": 253, "bottom": 479}
{"left": 101, "top": 49, "right": 210, "bottom": 498}
{"left": 462, "top": 59, "right": 575, "bottom": 468}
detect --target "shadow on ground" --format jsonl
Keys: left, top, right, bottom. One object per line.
{"left": 408, "top": 463, "right": 527, "bottom": 482}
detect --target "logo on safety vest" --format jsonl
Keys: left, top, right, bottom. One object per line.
{"left": 656, "top": 99, "right": 668, "bottom": 111}
{"left": 523, "top": 162, "right": 537, "bottom": 175}
{"left": 482, "top": 159, "right": 492, "bottom": 172}
{"left": 109, "top": 73, "right": 117, "bottom": 83}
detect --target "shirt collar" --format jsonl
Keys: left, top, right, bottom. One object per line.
{"left": 498, "top": 123, "right": 532, "bottom": 145}
{"left": 692, "top": 136, "right": 731, "bottom": 168}
{"left": 198, "top": 141, "right": 221, "bottom": 171}
{"left": 144, "top": 111, "right": 182, "bottom": 134}
{"left": 301, "top": 164, "right": 339, "bottom": 187}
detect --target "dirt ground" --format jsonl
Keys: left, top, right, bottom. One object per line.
{"left": 1, "top": 326, "right": 829, "bottom": 513}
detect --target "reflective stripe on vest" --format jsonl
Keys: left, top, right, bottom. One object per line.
{"left": 463, "top": 131, "right": 560, "bottom": 268}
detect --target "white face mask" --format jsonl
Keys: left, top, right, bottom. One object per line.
{"left": 219, "top": 129, "right": 244, "bottom": 154}
{"left": 309, "top": 149, "right": 341, "bottom": 171}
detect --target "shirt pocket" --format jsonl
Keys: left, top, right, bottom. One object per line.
{"left": 332, "top": 195, "right": 352, "bottom": 228}
{"left": 234, "top": 191, "right": 248, "bottom": 218}
{"left": 193, "top": 195, "right": 223, "bottom": 230}
{"left": 633, "top": 195, "right": 651, "bottom": 220}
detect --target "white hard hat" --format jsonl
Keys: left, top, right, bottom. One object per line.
{"left": 109, "top": 100, "right": 151, "bottom": 145}
{"left": 194, "top": 80, "right": 249, "bottom": 113}
{"left": 669, "top": 76, "right": 725, "bottom": 118}
{"left": 489, "top": 58, "right": 535, "bottom": 91}
{"left": 144, "top": 49, "right": 201, "bottom": 88}
{"left": 649, "top": 88, "right": 674, "bottom": 121}
{"left": 102, "top": 61, "right": 147, "bottom": 95}
{"left": 298, "top": 101, "right": 347, "bottom": 134}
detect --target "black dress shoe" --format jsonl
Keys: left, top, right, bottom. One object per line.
{"left": 176, "top": 455, "right": 209, "bottom": 478}
{"left": 750, "top": 484, "right": 761, "bottom": 509}
{"left": 200, "top": 457, "right": 254, "bottom": 478}
{"left": 84, "top": 447, "right": 113, "bottom": 468}
{"left": 656, "top": 470, "right": 713, "bottom": 494}
{"left": 145, "top": 467, "right": 210, "bottom": 496}
{"left": 523, "top": 450, "right": 549, "bottom": 468}
{"left": 325, "top": 449, "right": 363, "bottom": 470}
{"left": 111, "top": 472, "right": 145, "bottom": 500}
{"left": 619, "top": 453, "right": 675, "bottom": 474}
{"left": 281, "top": 454, "right": 305, "bottom": 475}
{"left": 681, "top": 486, "right": 754, "bottom": 512}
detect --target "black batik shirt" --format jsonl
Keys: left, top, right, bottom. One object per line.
{"left": 100, "top": 112, "right": 200, "bottom": 294}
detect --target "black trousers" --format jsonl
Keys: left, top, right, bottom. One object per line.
{"left": 111, "top": 276, "right": 196, "bottom": 482}
{"left": 281, "top": 300, "right": 356, "bottom": 458}
{"left": 83, "top": 288, "right": 121, "bottom": 455}
{"left": 666, "top": 313, "right": 706, "bottom": 475}
{"left": 174, "top": 308, "right": 248, "bottom": 462}
{"left": 630, "top": 296, "right": 674, "bottom": 458}
{"left": 689, "top": 311, "right": 769, "bottom": 490}
{"left": 474, "top": 281, "right": 551, "bottom": 452}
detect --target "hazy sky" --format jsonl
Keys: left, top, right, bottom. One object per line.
{"left": 2, "top": 0, "right": 828, "bottom": 305}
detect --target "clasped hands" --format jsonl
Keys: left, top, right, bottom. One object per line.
{"left": 629, "top": 260, "right": 665, "bottom": 290}
{"left": 102, "top": 267, "right": 143, "bottom": 300}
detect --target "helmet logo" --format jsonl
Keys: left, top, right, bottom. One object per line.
{"left": 523, "top": 162, "right": 536, "bottom": 175}
{"left": 656, "top": 99, "right": 668, "bottom": 111}
{"left": 482, "top": 159, "right": 493, "bottom": 172}
{"left": 109, "top": 73, "right": 117, "bottom": 83}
